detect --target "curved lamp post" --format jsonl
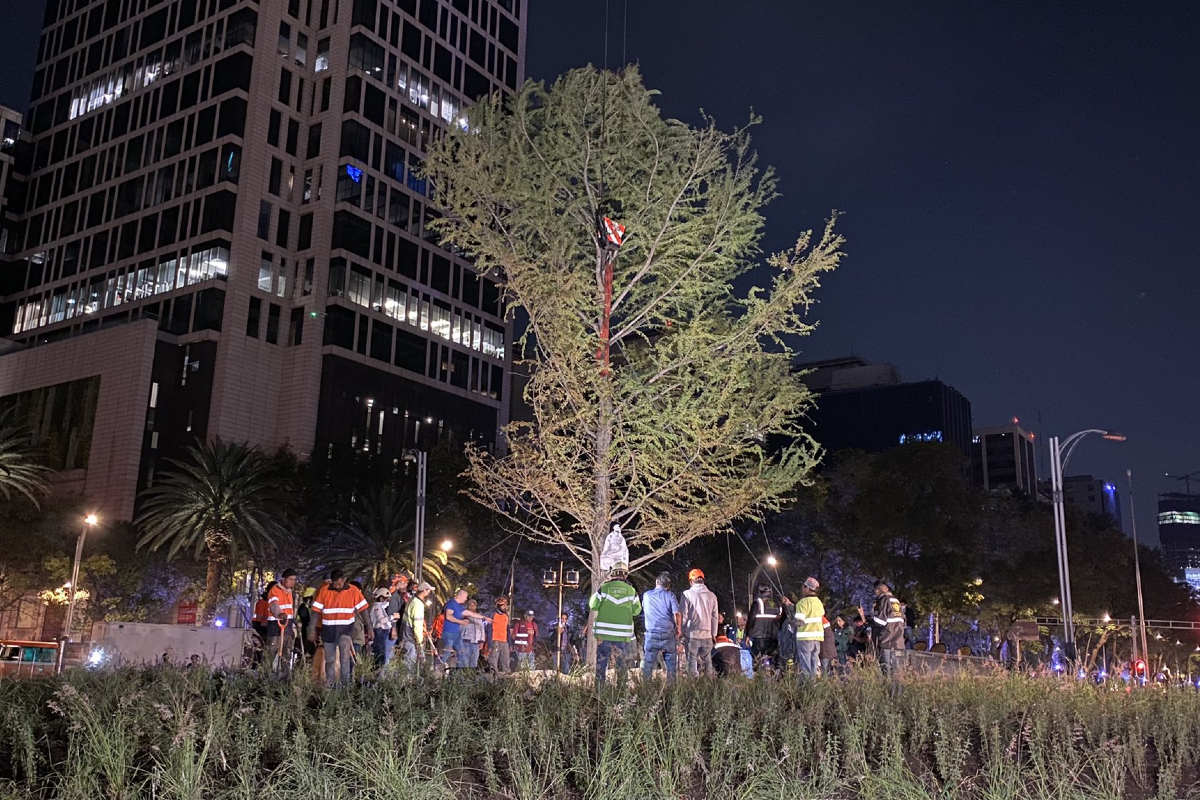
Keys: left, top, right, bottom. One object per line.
{"left": 1049, "top": 429, "right": 1124, "bottom": 659}
{"left": 57, "top": 513, "right": 99, "bottom": 673}
{"left": 745, "top": 555, "right": 778, "bottom": 610}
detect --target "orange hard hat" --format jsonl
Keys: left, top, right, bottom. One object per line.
{"left": 688, "top": 568, "right": 705, "bottom": 582}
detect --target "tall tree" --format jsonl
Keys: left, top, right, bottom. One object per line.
{"left": 136, "top": 438, "right": 295, "bottom": 622}
{"left": 0, "top": 410, "right": 51, "bottom": 506}
{"left": 425, "top": 66, "right": 843, "bottom": 597}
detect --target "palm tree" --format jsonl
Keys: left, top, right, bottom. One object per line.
{"left": 136, "top": 438, "right": 296, "bottom": 622}
{"left": 0, "top": 410, "right": 50, "bottom": 506}
{"left": 314, "top": 484, "right": 467, "bottom": 596}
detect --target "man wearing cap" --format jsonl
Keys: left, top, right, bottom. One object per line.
{"left": 641, "top": 572, "right": 681, "bottom": 683}
{"left": 794, "top": 577, "right": 825, "bottom": 679}
{"left": 511, "top": 609, "right": 539, "bottom": 670}
{"left": 487, "top": 596, "right": 512, "bottom": 674}
{"left": 400, "top": 581, "right": 436, "bottom": 673}
{"left": 587, "top": 562, "right": 641, "bottom": 684}
{"left": 387, "top": 573, "right": 411, "bottom": 643}
{"left": 680, "top": 568, "right": 719, "bottom": 677}
{"left": 866, "top": 579, "right": 906, "bottom": 676}
{"left": 264, "top": 569, "right": 298, "bottom": 673}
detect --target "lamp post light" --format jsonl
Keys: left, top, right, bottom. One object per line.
{"left": 403, "top": 448, "right": 428, "bottom": 583}
{"left": 746, "top": 554, "right": 779, "bottom": 610}
{"left": 542, "top": 562, "right": 580, "bottom": 672}
{"left": 1126, "top": 469, "right": 1151, "bottom": 671}
{"left": 58, "top": 513, "right": 99, "bottom": 673}
{"left": 1048, "top": 429, "right": 1124, "bottom": 660}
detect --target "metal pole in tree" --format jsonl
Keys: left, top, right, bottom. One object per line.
{"left": 1127, "top": 470, "right": 1150, "bottom": 666}
{"left": 58, "top": 513, "right": 98, "bottom": 673}
{"left": 1049, "top": 436, "right": 1075, "bottom": 660}
{"left": 556, "top": 560, "right": 564, "bottom": 673}
{"left": 414, "top": 450, "right": 427, "bottom": 584}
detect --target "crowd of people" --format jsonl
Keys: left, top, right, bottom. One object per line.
{"left": 246, "top": 561, "right": 912, "bottom": 686}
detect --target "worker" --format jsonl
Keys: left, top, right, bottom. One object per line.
{"left": 641, "top": 572, "right": 681, "bottom": 683}
{"left": 264, "top": 569, "right": 298, "bottom": 673}
{"left": 777, "top": 592, "right": 798, "bottom": 670}
{"left": 297, "top": 586, "right": 317, "bottom": 664}
{"left": 511, "top": 609, "right": 539, "bottom": 670}
{"left": 749, "top": 584, "right": 780, "bottom": 667}
{"left": 487, "top": 596, "right": 512, "bottom": 674}
{"left": 436, "top": 588, "right": 489, "bottom": 671}
{"left": 819, "top": 615, "right": 837, "bottom": 677}
{"left": 586, "top": 561, "right": 642, "bottom": 684}
{"left": 310, "top": 569, "right": 371, "bottom": 687}
{"left": 680, "top": 568, "right": 719, "bottom": 677}
{"left": 711, "top": 633, "right": 743, "bottom": 676}
{"left": 251, "top": 586, "right": 272, "bottom": 668}
{"left": 793, "top": 577, "right": 825, "bottom": 679}
{"left": 400, "top": 581, "right": 436, "bottom": 674}
{"left": 387, "top": 572, "right": 411, "bottom": 642}
{"left": 370, "top": 586, "right": 396, "bottom": 668}
{"left": 865, "top": 579, "right": 906, "bottom": 676}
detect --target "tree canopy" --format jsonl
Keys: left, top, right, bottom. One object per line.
{"left": 425, "top": 66, "right": 843, "bottom": 586}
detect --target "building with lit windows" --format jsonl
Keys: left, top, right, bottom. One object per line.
{"left": 972, "top": 423, "right": 1037, "bottom": 496}
{"left": 1061, "top": 475, "right": 1121, "bottom": 531}
{"left": 0, "top": 0, "right": 525, "bottom": 519}
{"left": 0, "top": 105, "right": 25, "bottom": 264}
{"left": 1159, "top": 492, "right": 1200, "bottom": 586}
{"left": 796, "top": 356, "right": 975, "bottom": 472}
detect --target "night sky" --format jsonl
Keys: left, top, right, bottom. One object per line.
{"left": 4, "top": 2, "right": 1199, "bottom": 543}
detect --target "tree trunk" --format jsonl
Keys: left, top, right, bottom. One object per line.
{"left": 202, "top": 536, "right": 228, "bottom": 625}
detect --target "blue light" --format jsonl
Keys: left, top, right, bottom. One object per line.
{"left": 345, "top": 164, "right": 363, "bottom": 183}
{"left": 214, "top": 619, "right": 225, "bottom": 627}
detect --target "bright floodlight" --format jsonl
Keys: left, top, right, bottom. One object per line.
{"left": 440, "top": 539, "right": 454, "bottom": 551}
{"left": 1101, "top": 431, "right": 1127, "bottom": 442}
{"left": 84, "top": 513, "right": 99, "bottom": 525}
{"left": 766, "top": 555, "right": 778, "bottom": 567}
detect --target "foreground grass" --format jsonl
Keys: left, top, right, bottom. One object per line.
{"left": 0, "top": 666, "right": 1197, "bottom": 799}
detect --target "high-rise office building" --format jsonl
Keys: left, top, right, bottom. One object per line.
{"left": 0, "top": 0, "right": 524, "bottom": 519}
{"left": 972, "top": 423, "right": 1037, "bottom": 496}
{"left": 797, "top": 356, "right": 975, "bottom": 470}
{"left": 0, "top": 105, "right": 25, "bottom": 262}
{"left": 1060, "top": 475, "right": 1121, "bottom": 531}
{"left": 1158, "top": 492, "right": 1200, "bottom": 586}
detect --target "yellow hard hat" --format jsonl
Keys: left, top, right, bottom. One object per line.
{"left": 302, "top": 587, "right": 317, "bottom": 598}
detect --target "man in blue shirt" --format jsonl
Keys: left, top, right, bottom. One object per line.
{"left": 642, "top": 572, "right": 682, "bottom": 683}
{"left": 437, "top": 588, "right": 487, "bottom": 670}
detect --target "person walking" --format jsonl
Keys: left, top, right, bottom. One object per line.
{"left": 264, "top": 569, "right": 298, "bottom": 673}
{"left": 370, "top": 587, "right": 395, "bottom": 668}
{"left": 641, "top": 572, "right": 681, "bottom": 683}
{"left": 310, "top": 570, "right": 371, "bottom": 687}
{"left": 461, "top": 598, "right": 487, "bottom": 670}
{"left": 511, "top": 609, "right": 539, "bottom": 670}
{"left": 680, "top": 569, "right": 719, "bottom": 677}
{"left": 749, "top": 585, "right": 780, "bottom": 667}
{"left": 819, "top": 615, "right": 837, "bottom": 677}
{"left": 587, "top": 562, "right": 641, "bottom": 684}
{"left": 865, "top": 579, "right": 906, "bottom": 676}
{"left": 793, "top": 577, "right": 825, "bottom": 679}
{"left": 487, "top": 596, "right": 512, "bottom": 674}
{"left": 400, "top": 581, "right": 436, "bottom": 674}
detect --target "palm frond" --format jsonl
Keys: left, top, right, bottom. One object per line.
{"left": 0, "top": 410, "right": 51, "bottom": 507}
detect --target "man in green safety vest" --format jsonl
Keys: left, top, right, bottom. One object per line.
{"left": 794, "top": 576, "right": 825, "bottom": 679}
{"left": 586, "top": 561, "right": 642, "bottom": 684}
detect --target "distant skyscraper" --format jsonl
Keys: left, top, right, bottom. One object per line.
{"left": 0, "top": 105, "right": 23, "bottom": 264}
{"left": 796, "top": 356, "right": 974, "bottom": 471}
{"left": 972, "top": 423, "right": 1037, "bottom": 495}
{"left": 1061, "top": 475, "right": 1121, "bottom": 530}
{"left": 0, "top": 0, "right": 525, "bottom": 518}
{"left": 1158, "top": 492, "right": 1200, "bottom": 586}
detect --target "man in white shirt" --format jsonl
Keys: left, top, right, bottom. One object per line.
{"left": 680, "top": 569, "right": 720, "bottom": 677}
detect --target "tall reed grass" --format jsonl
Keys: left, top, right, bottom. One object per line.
{"left": 0, "top": 666, "right": 1196, "bottom": 799}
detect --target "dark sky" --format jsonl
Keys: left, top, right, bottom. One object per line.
{"left": 4, "top": 3, "right": 1199, "bottom": 543}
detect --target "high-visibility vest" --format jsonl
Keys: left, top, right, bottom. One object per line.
{"left": 266, "top": 585, "right": 294, "bottom": 620}
{"left": 712, "top": 635, "right": 742, "bottom": 675}
{"left": 794, "top": 596, "right": 825, "bottom": 640}
{"left": 491, "top": 611, "right": 509, "bottom": 642}
{"left": 312, "top": 584, "right": 367, "bottom": 627}
{"left": 588, "top": 579, "right": 642, "bottom": 642}
{"left": 511, "top": 620, "right": 537, "bottom": 652}
{"left": 252, "top": 598, "right": 270, "bottom": 624}
{"left": 750, "top": 597, "right": 779, "bottom": 638}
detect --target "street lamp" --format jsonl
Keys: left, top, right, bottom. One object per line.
{"left": 58, "top": 513, "right": 99, "bottom": 673}
{"left": 746, "top": 554, "right": 780, "bottom": 609}
{"left": 440, "top": 539, "right": 453, "bottom": 552}
{"left": 542, "top": 562, "right": 581, "bottom": 673}
{"left": 1048, "top": 429, "right": 1124, "bottom": 660}
{"left": 403, "top": 448, "right": 428, "bottom": 583}
{"left": 1126, "top": 469, "right": 1150, "bottom": 670}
